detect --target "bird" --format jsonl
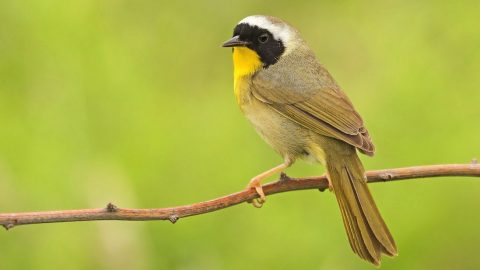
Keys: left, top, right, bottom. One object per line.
{"left": 222, "top": 15, "right": 397, "bottom": 266}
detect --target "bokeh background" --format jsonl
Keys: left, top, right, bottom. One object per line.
{"left": 1, "top": 1, "right": 479, "bottom": 269}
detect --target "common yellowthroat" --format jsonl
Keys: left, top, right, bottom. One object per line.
{"left": 222, "top": 15, "right": 397, "bottom": 266}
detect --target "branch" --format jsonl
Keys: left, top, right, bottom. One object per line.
{"left": 1, "top": 162, "right": 479, "bottom": 230}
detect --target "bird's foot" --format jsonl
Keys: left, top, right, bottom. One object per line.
{"left": 246, "top": 177, "right": 266, "bottom": 208}
{"left": 319, "top": 174, "right": 334, "bottom": 192}
{"left": 327, "top": 174, "right": 334, "bottom": 191}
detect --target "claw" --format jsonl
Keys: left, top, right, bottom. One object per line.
{"left": 244, "top": 159, "right": 293, "bottom": 208}
{"left": 326, "top": 174, "right": 334, "bottom": 192}
{"left": 250, "top": 197, "right": 265, "bottom": 208}
{"left": 247, "top": 177, "right": 266, "bottom": 208}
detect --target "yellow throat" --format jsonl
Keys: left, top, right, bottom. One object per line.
{"left": 232, "top": 47, "right": 262, "bottom": 99}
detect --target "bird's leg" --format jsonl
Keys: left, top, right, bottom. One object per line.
{"left": 247, "top": 158, "right": 292, "bottom": 208}
{"left": 325, "top": 172, "right": 334, "bottom": 192}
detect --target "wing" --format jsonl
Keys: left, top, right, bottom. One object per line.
{"left": 251, "top": 56, "right": 375, "bottom": 155}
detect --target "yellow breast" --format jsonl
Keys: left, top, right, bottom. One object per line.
{"left": 232, "top": 47, "right": 262, "bottom": 101}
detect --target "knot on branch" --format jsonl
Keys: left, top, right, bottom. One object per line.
{"left": 379, "top": 172, "right": 395, "bottom": 181}
{"left": 2, "top": 223, "right": 15, "bottom": 231}
{"left": 169, "top": 214, "right": 179, "bottom": 224}
{"left": 279, "top": 172, "right": 291, "bottom": 181}
{"left": 106, "top": 203, "right": 118, "bottom": 212}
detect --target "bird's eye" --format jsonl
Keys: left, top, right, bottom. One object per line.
{"left": 258, "top": 33, "right": 269, "bottom": 44}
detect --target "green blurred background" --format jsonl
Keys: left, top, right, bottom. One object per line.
{"left": 1, "top": 0, "right": 479, "bottom": 269}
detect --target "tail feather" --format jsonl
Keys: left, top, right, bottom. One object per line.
{"left": 337, "top": 188, "right": 379, "bottom": 263}
{"left": 326, "top": 151, "right": 397, "bottom": 265}
{"left": 345, "top": 162, "right": 397, "bottom": 256}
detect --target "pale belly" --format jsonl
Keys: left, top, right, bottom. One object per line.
{"left": 239, "top": 91, "right": 321, "bottom": 163}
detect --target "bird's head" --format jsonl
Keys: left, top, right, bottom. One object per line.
{"left": 223, "top": 15, "right": 301, "bottom": 77}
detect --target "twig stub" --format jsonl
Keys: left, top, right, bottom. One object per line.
{"left": 169, "top": 215, "right": 179, "bottom": 224}
{"left": 3, "top": 223, "right": 15, "bottom": 230}
{"left": 106, "top": 203, "right": 118, "bottom": 212}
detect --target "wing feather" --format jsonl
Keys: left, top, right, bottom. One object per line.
{"left": 251, "top": 55, "right": 375, "bottom": 155}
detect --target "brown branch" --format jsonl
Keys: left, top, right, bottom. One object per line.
{"left": 1, "top": 162, "right": 479, "bottom": 230}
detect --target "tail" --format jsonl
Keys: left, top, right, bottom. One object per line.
{"left": 325, "top": 148, "right": 397, "bottom": 266}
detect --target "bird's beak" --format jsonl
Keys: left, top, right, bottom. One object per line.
{"left": 222, "top": 36, "right": 250, "bottom": 47}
